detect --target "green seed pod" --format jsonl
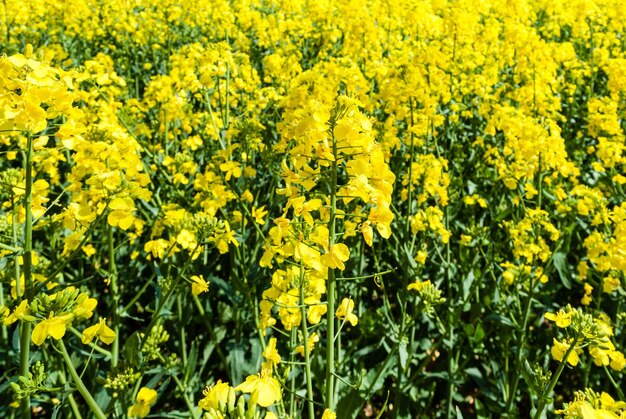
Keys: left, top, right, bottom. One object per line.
{"left": 29, "top": 299, "right": 39, "bottom": 313}
{"left": 245, "top": 403, "right": 256, "bottom": 419}
{"left": 228, "top": 386, "right": 237, "bottom": 413}
{"left": 237, "top": 395, "right": 246, "bottom": 417}
{"left": 9, "top": 382, "right": 21, "bottom": 392}
{"left": 22, "top": 315, "right": 36, "bottom": 322}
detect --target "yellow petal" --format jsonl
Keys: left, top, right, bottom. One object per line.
{"left": 98, "top": 323, "right": 116, "bottom": 345}
{"left": 82, "top": 323, "right": 100, "bottom": 344}
{"left": 136, "top": 387, "right": 158, "bottom": 405}
{"left": 47, "top": 317, "right": 67, "bottom": 340}
{"left": 255, "top": 377, "right": 281, "bottom": 407}
{"left": 31, "top": 321, "right": 48, "bottom": 346}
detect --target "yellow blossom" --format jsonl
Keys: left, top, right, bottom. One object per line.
{"left": 128, "top": 387, "right": 158, "bottom": 418}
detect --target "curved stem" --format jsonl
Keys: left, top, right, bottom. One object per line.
{"left": 58, "top": 339, "right": 107, "bottom": 419}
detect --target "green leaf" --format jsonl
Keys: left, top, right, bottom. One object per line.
{"left": 399, "top": 342, "right": 408, "bottom": 370}
{"left": 552, "top": 252, "right": 572, "bottom": 289}
{"left": 227, "top": 342, "right": 245, "bottom": 384}
{"left": 123, "top": 331, "right": 143, "bottom": 368}
{"left": 184, "top": 340, "right": 199, "bottom": 386}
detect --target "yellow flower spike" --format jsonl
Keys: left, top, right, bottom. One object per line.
{"left": 544, "top": 309, "right": 572, "bottom": 328}
{"left": 335, "top": 298, "right": 358, "bottom": 326}
{"left": 322, "top": 409, "right": 337, "bottom": 419}
{"left": 32, "top": 312, "right": 72, "bottom": 346}
{"left": 191, "top": 275, "right": 209, "bottom": 296}
{"left": 128, "top": 387, "right": 158, "bottom": 418}
{"left": 82, "top": 318, "right": 116, "bottom": 345}
{"left": 198, "top": 380, "right": 231, "bottom": 411}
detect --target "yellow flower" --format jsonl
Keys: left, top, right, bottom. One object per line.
{"left": 82, "top": 318, "right": 116, "bottom": 345}
{"left": 321, "top": 243, "right": 350, "bottom": 271}
{"left": 32, "top": 312, "right": 72, "bottom": 346}
{"left": 198, "top": 380, "right": 231, "bottom": 411}
{"left": 73, "top": 293, "right": 97, "bottom": 318}
{"left": 551, "top": 338, "right": 580, "bottom": 366}
{"left": 544, "top": 309, "right": 572, "bottom": 328}
{"left": 262, "top": 337, "right": 281, "bottom": 366}
{"left": 128, "top": 387, "right": 158, "bottom": 418}
{"left": 220, "top": 161, "right": 242, "bottom": 181}
{"left": 191, "top": 275, "right": 209, "bottom": 296}
{"left": 603, "top": 276, "right": 621, "bottom": 294}
{"left": 235, "top": 373, "right": 281, "bottom": 407}
{"left": 408, "top": 279, "right": 432, "bottom": 292}
{"left": 322, "top": 409, "right": 337, "bottom": 419}
{"left": 335, "top": 298, "right": 358, "bottom": 326}
{"left": 252, "top": 206, "right": 268, "bottom": 225}
{"left": 360, "top": 222, "right": 374, "bottom": 247}
{"left": 609, "top": 351, "right": 625, "bottom": 371}
{"left": 3, "top": 300, "right": 33, "bottom": 325}
{"left": 295, "top": 333, "right": 319, "bottom": 357}
{"left": 107, "top": 197, "right": 136, "bottom": 230}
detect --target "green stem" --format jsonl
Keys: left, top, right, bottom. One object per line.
{"left": 325, "top": 119, "right": 339, "bottom": 411}
{"left": 299, "top": 271, "right": 315, "bottom": 419}
{"left": 20, "top": 134, "right": 34, "bottom": 419}
{"left": 288, "top": 328, "right": 297, "bottom": 418}
{"left": 603, "top": 366, "right": 625, "bottom": 401}
{"left": 504, "top": 274, "right": 536, "bottom": 415}
{"left": 140, "top": 244, "right": 199, "bottom": 352}
{"left": 108, "top": 226, "right": 119, "bottom": 368}
{"left": 57, "top": 368, "right": 84, "bottom": 419}
{"left": 156, "top": 353, "right": 199, "bottom": 418}
{"left": 58, "top": 339, "right": 107, "bottom": 419}
{"left": 192, "top": 295, "right": 229, "bottom": 370}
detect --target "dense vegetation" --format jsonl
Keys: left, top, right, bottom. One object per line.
{"left": 2, "top": 0, "right": 626, "bottom": 418}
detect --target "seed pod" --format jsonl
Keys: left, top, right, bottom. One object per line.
{"left": 237, "top": 395, "right": 246, "bottom": 417}
{"left": 228, "top": 387, "right": 236, "bottom": 413}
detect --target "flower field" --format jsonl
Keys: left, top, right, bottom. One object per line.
{"left": 2, "top": 0, "right": 626, "bottom": 417}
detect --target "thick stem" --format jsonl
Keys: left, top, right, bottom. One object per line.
{"left": 20, "top": 134, "right": 34, "bottom": 419}
{"left": 325, "top": 123, "right": 339, "bottom": 411}
{"left": 108, "top": 227, "right": 119, "bottom": 368}
{"left": 58, "top": 339, "right": 107, "bottom": 419}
